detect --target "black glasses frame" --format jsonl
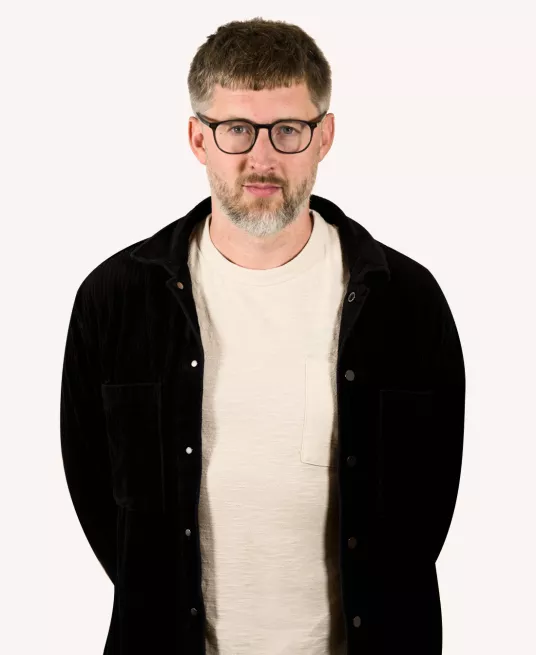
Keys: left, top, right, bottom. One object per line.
{"left": 195, "top": 111, "right": 328, "bottom": 154}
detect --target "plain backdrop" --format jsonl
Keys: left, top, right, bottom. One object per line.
{"left": 1, "top": 1, "right": 535, "bottom": 653}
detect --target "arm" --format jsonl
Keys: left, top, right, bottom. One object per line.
{"left": 60, "top": 281, "right": 117, "bottom": 583}
{"left": 425, "top": 272, "right": 466, "bottom": 564}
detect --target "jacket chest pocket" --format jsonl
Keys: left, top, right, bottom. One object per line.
{"left": 378, "top": 389, "right": 436, "bottom": 522}
{"left": 300, "top": 356, "right": 338, "bottom": 468}
{"left": 101, "top": 382, "right": 164, "bottom": 512}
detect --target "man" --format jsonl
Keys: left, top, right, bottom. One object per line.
{"left": 61, "top": 62, "right": 465, "bottom": 655}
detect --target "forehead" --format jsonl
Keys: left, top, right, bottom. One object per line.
{"left": 209, "top": 82, "right": 316, "bottom": 121}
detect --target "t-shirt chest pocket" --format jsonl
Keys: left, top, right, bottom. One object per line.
{"left": 300, "top": 356, "right": 338, "bottom": 468}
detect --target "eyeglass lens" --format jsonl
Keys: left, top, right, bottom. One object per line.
{"left": 215, "top": 120, "right": 312, "bottom": 153}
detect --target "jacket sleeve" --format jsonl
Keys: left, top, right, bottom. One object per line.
{"left": 425, "top": 271, "right": 466, "bottom": 564}
{"left": 60, "top": 280, "right": 117, "bottom": 583}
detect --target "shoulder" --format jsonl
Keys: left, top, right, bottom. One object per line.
{"left": 73, "top": 238, "right": 150, "bottom": 315}
{"left": 376, "top": 239, "right": 440, "bottom": 298}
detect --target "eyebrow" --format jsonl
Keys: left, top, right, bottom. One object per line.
{"left": 211, "top": 115, "right": 303, "bottom": 123}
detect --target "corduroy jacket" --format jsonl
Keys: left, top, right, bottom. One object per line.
{"left": 60, "top": 193, "right": 466, "bottom": 654}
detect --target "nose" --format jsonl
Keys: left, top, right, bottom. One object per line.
{"left": 251, "top": 126, "right": 275, "bottom": 154}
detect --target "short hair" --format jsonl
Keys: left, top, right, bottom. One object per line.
{"left": 187, "top": 17, "right": 332, "bottom": 117}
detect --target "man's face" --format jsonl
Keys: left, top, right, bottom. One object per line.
{"left": 188, "top": 82, "right": 334, "bottom": 239}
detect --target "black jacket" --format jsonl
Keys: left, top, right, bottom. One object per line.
{"left": 60, "top": 193, "right": 466, "bottom": 654}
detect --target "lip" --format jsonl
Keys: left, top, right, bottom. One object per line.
{"left": 244, "top": 185, "right": 281, "bottom": 197}
{"left": 244, "top": 185, "right": 281, "bottom": 189}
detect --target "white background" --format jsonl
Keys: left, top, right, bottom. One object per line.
{"left": 1, "top": 1, "right": 535, "bottom": 653}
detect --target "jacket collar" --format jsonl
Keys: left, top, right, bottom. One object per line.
{"left": 130, "top": 194, "right": 390, "bottom": 289}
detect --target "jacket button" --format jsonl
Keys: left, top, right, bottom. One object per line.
{"left": 345, "top": 370, "right": 355, "bottom": 381}
{"left": 353, "top": 615, "right": 362, "bottom": 628}
{"left": 346, "top": 455, "right": 356, "bottom": 467}
{"left": 348, "top": 537, "right": 357, "bottom": 549}
{"left": 185, "top": 529, "right": 191, "bottom": 537}
{"left": 190, "top": 608, "right": 197, "bottom": 616}
{"left": 176, "top": 282, "right": 184, "bottom": 289}
{"left": 186, "top": 447, "right": 193, "bottom": 454}
{"left": 191, "top": 360, "right": 198, "bottom": 367}
{"left": 348, "top": 291, "right": 356, "bottom": 302}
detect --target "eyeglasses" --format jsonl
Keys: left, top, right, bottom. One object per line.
{"left": 195, "top": 111, "right": 327, "bottom": 155}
